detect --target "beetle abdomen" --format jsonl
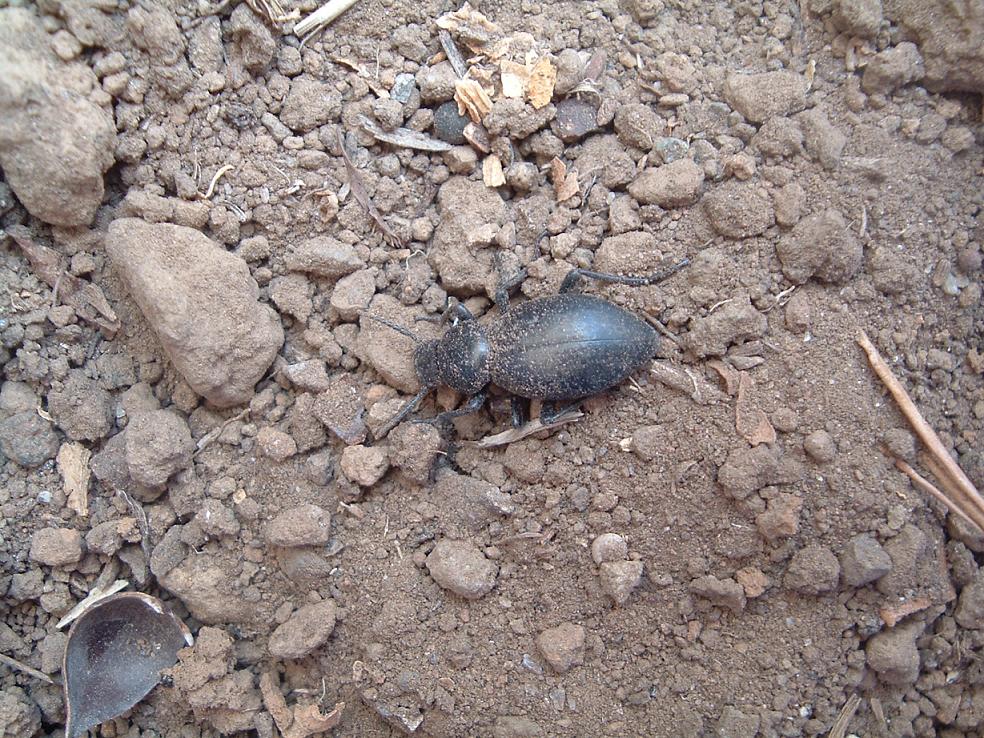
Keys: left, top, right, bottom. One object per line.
{"left": 487, "top": 294, "right": 659, "bottom": 400}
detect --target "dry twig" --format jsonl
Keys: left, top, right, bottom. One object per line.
{"left": 0, "top": 652, "right": 55, "bottom": 685}
{"left": 858, "top": 331, "right": 984, "bottom": 532}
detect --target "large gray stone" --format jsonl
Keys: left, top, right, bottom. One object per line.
{"left": 107, "top": 218, "right": 284, "bottom": 408}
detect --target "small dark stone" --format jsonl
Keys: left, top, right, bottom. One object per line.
{"left": 433, "top": 101, "right": 469, "bottom": 145}
{"left": 552, "top": 98, "right": 598, "bottom": 143}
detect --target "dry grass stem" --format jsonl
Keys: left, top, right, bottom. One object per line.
{"left": 894, "top": 457, "right": 982, "bottom": 531}
{"left": 827, "top": 693, "right": 860, "bottom": 738}
{"left": 858, "top": 331, "right": 984, "bottom": 532}
{"left": 294, "top": 0, "right": 358, "bottom": 37}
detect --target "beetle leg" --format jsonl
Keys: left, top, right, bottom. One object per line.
{"left": 540, "top": 400, "right": 581, "bottom": 424}
{"left": 510, "top": 397, "right": 528, "bottom": 428}
{"left": 426, "top": 389, "right": 488, "bottom": 425}
{"left": 494, "top": 267, "right": 528, "bottom": 313}
{"left": 373, "top": 386, "right": 432, "bottom": 440}
{"left": 559, "top": 258, "right": 691, "bottom": 293}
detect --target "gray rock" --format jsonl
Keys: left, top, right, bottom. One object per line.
{"left": 840, "top": 534, "right": 892, "bottom": 587}
{"left": 777, "top": 209, "right": 862, "bottom": 284}
{"left": 0, "top": 411, "right": 59, "bottom": 467}
{"left": 125, "top": 410, "right": 194, "bottom": 489}
{"left": 47, "top": 372, "right": 114, "bottom": 441}
{"left": 613, "top": 103, "right": 661, "bottom": 149}
{"left": 286, "top": 237, "right": 364, "bottom": 279}
{"left": 535, "top": 622, "right": 585, "bottom": 674}
{"left": 433, "top": 101, "right": 469, "bottom": 145}
{"left": 106, "top": 218, "right": 284, "bottom": 408}
{"left": 862, "top": 42, "right": 924, "bottom": 94}
{"left": 955, "top": 570, "right": 984, "bottom": 629}
{"left": 0, "top": 9, "right": 116, "bottom": 226}
{"left": 29, "top": 527, "right": 83, "bottom": 567}
{"left": 832, "top": 0, "right": 883, "bottom": 37}
{"left": 628, "top": 158, "right": 703, "bottom": 208}
{"left": 426, "top": 539, "right": 498, "bottom": 599}
{"left": 330, "top": 269, "right": 376, "bottom": 321}
{"left": 724, "top": 71, "right": 806, "bottom": 123}
{"left": 785, "top": 545, "right": 840, "bottom": 595}
{"left": 591, "top": 533, "right": 628, "bottom": 564}
{"left": 599, "top": 560, "right": 644, "bottom": 605}
{"left": 268, "top": 601, "right": 337, "bottom": 659}
{"left": 866, "top": 622, "right": 922, "bottom": 685}
{"left": 264, "top": 504, "right": 332, "bottom": 547}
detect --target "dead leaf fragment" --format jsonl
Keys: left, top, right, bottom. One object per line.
{"left": 735, "top": 373, "right": 776, "bottom": 447}
{"left": 287, "top": 703, "right": 344, "bottom": 738}
{"left": 260, "top": 672, "right": 293, "bottom": 734}
{"left": 650, "top": 361, "right": 727, "bottom": 405}
{"left": 436, "top": 2, "right": 500, "bottom": 53}
{"left": 500, "top": 59, "right": 529, "bottom": 98}
{"left": 455, "top": 78, "right": 493, "bottom": 122}
{"left": 549, "top": 157, "right": 579, "bottom": 203}
{"left": 528, "top": 56, "right": 557, "bottom": 109}
{"left": 261, "top": 671, "right": 344, "bottom": 738}
{"left": 7, "top": 225, "right": 120, "bottom": 338}
{"left": 483, "top": 155, "right": 505, "bottom": 187}
{"left": 58, "top": 443, "right": 92, "bottom": 518}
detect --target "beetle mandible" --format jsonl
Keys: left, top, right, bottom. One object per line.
{"left": 371, "top": 259, "right": 689, "bottom": 439}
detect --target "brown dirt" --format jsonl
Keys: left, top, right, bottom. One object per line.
{"left": 1, "top": 1, "right": 983, "bottom": 737}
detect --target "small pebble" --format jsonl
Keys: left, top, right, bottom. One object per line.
{"left": 535, "top": 622, "right": 585, "bottom": 674}
{"left": 433, "top": 101, "right": 469, "bottom": 145}
{"left": 803, "top": 430, "right": 836, "bottom": 463}
{"left": 591, "top": 533, "right": 628, "bottom": 564}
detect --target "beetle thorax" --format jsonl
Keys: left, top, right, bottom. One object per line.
{"left": 435, "top": 321, "right": 491, "bottom": 394}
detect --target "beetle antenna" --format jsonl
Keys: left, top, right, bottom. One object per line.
{"left": 364, "top": 313, "right": 421, "bottom": 343}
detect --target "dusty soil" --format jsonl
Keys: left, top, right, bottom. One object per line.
{"left": 0, "top": 0, "right": 983, "bottom": 737}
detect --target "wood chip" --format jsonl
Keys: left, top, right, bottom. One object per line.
{"left": 549, "top": 157, "right": 579, "bottom": 202}
{"left": 57, "top": 443, "right": 92, "bottom": 518}
{"left": 735, "top": 373, "right": 776, "bottom": 446}
{"left": 500, "top": 59, "right": 529, "bottom": 98}
{"left": 650, "top": 361, "right": 727, "bottom": 405}
{"left": 438, "top": 29, "right": 468, "bottom": 78}
{"left": 707, "top": 359, "right": 740, "bottom": 395}
{"left": 463, "top": 122, "right": 490, "bottom": 152}
{"left": 6, "top": 226, "right": 120, "bottom": 338}
{"left": 482, "top": 154, "right": 505, "bottom": 187}
{"left": 358, "top": 115, "right": 452, "bottom": 152}
{"left": 527, "top": 56, "right": 557, "bottom": 109}
{"left": 455, "top": 78, "right": 493, "bottom": 122}
{"left": 467, "top": 410, "right": 583, "bottom": 448}
{"left": 55, "top": 579, "right": 129, "bottom": 630}
{"left": 878, "top": 596, "right": 932, "bottom": 628}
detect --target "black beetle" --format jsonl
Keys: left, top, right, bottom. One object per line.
{"left": 371, "top": 259, "right": 689, "bottom": 439}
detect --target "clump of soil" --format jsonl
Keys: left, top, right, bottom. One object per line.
{"left": 0, "top": 0, "right": 982, "bottom": 737}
